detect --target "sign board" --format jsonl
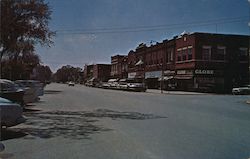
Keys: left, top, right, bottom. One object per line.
{"left": 128, "top": 72, "right": 136, "bottom": 78}
{"left": 195, "top": 70, "right": 214, "bottom": 75}
{"left": 177, "top": 70, "right": 193, "bottom": 75}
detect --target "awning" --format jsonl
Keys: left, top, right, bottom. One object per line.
{"left": 135, "top": 59, "right": 144, "bottom": 66}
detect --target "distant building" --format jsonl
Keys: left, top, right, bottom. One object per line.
{"left": 111, "top": 55, "right": 128, "bottom": 79}
{"left": 93, "top": 64, "right": 111, "bottom": 82}
{"left": 83, "top": 64, "right": 94, "bottom": 81}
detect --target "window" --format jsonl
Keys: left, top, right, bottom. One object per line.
{"left": 167, "top": 48, "right": 174, "bottom": 63}
{"left": 239, "top": 48, "right": 248, "bottom": 61}
{"left": 182, "top": 49, "right": 187, "bottom": 61}
{"left": 202, "top": 46, "right": 211, "bottom": 60}
{"left": 188, "top": 46, "right": 192, "bottom": 60}
{"left": 177, "top": 50, "right": 182, "bottom": 61}
{"left": 216, "top": 46, "right": 226, "bottom": 61}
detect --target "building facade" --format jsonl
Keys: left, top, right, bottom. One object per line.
{"left": 83, "top": 64, "right": 94, "bottom": 82}
{"left": 174, "top": 32, "right": 249, "bottom": 93}
{"left": 93, "top": 64, "right": 111, "bottom": 82}
{"left": 125, "top": 32, "right": 249, "bottom": 93}
{"left": 111, "top": 55, "right": 128, "bottom": 79}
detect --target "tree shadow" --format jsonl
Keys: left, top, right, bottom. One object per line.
{"left": 5, "top": 109, "right": 166, "bottom": 141}
{"left": 1, "top": 129, "right": 27, "bottom": 141}
{"left": 44, "top": 90, "right": 63, "bottom": 94}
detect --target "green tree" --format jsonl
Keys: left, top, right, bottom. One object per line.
{"left": 0, "top": 0, "right": 54, "bottom": 77}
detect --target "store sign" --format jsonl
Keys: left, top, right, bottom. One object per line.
{"left": 195, "top": 69, "right": 214, "bottom": 75}
{"left": 128, "top": 72, "right": 136, "bottom": 78}
{"left": 177, "top": 70, "right": 193, "bottom": 75}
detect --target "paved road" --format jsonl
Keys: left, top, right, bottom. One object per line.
{"left": 1, "top": 83, "right": 250, "bottom": 159}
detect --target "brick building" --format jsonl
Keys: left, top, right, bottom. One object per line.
{"left": 174, "top": 32, "right": 249, "bottom": 93}
{"left": 127, "top": 43, "right": 147, "bottom": 79}
{"left": 93, "top": 64, "right": 111, "bottom": 82}
{"left": 83, "top": 64, "right": 94, "bottom": 82}
{"left": 125, "top": 32, "right": 249, "bottom": 93}
{"left": 111, "top": 55, "right": 128, "bottom": 79}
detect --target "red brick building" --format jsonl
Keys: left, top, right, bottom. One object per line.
{"left": 93, "top": 64, "right": 111, "bottom": 82}
{"left": 125, "top": 32, "right": 249, "bottom": 93}
{"left": 83, "top": 64, "right": 94, "bottom": 82}
{"left": 128, "top": 44, "right": 147, "bottom": 79}
{"left": 111, "top": 55, "right": 128, "bottom": 79}
{"left": 174, "top": 32, "right": 249, "bottom": 93}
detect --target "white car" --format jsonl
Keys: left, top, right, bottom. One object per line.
{"left": 68, "top": 81, "right": 75, "bottom": 86}
{"left": 0, "top": 97, "right": 26, "bottom": 127}
{"left": 232, "top": 85, "right": 250, "bottom": 95}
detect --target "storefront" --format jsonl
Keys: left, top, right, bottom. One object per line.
{"left": 175, "top": 70, "right": 194, "bottom": 90}
{"left": 145, "top": 71, "right": 162, "bottom": 89}
{"left": 194, "top": 69, "right": 224, "bottom": 93}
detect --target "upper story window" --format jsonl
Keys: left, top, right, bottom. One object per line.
{"left": 182, "top": 48, "right": 187, "bottom": 61}
{"left": 239, "top": 48, "right": 248, "bottom": 61}
{"left": 167, "top": 48, "right": 174, "bottom": 63}
{"left": 215, "top": 46, "right": 226, "bottom": 61}
{"left": 187, "top": 46, "right": 192, "bottom": 60}
{"left": 202, "top": 46, "right": 211, "bottom": 61}
{"left": 177, "top": 49, "right": 182, "bottom": 61}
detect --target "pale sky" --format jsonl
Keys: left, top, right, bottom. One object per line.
{"left": 36, "top": 0, "right": 250, "bottom": 72}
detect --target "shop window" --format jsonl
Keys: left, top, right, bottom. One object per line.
{"left": 239, "top": 48, "right": 248, "bottom": 61}
{"left": 202, "top": 46, "right": 211, "bottom": 60}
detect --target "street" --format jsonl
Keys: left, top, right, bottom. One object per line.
{"left": 1, "top": 83, "right": 250, "bottom": 159}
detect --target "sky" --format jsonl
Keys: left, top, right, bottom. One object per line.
{"left": 36, "top": 0, "right": 250, "bottom": 72}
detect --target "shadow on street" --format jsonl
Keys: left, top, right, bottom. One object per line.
{"left": 3, "top": 109, "right": 166, "bottom": 141}
{"left": 44, "top": 90, "right": 63, "bottom": 95}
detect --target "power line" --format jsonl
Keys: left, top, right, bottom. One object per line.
{"left": 55, "top": 16, "right": 248, "bottom": 35}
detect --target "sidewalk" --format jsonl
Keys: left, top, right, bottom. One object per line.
{"left": 146, "top": 89, "right": 207, "bottom": 95}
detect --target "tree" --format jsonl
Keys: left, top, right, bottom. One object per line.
{"left": 31, "top": 64, "right": 52, "bottom": 83}
{"left": 0, "top": 0, "right": 54, "bottom": 77}
{"left": 53, "top": 65, "right": 83, "bottom": 83}
{"left": 1, "top": 52, "right": 40, "bottom": 80}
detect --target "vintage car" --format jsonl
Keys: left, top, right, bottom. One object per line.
{"left": 68, "top": 81, "right": 75, "bottom": 86}
{"left": 126, "top": 78, "right": 147, "bottom": 92}
{"left": 0, "top": 79, "right": 25, "bottom": 106}
{"left": 15, "top": 80, "right": 45, "bottom": 100}
{"left": 0, "top": 97, "right": 26, "bottom": 127}
{"left": 232, "top": 85, "right": 250, "bottom": 95}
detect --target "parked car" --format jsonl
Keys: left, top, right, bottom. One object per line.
{"left": 0, "top": 79, "right": 25, "bottom": 106}
{"left": 118, "top": 79, "right": 128, "bottom": 90}
{"left": 232, "top": 85, "right": 250, "bottom": 95}
{"left": 15, "top": 80, "right": 45, "bottom": 100}
{"left": 0, "top": 97, "right": 26, "bottom": 127}
{"left": 15, "top": 81, "right": 38, "bottom": 104}
{"left": 108, "top": 79, "right": 119, "bottom": 88}
{"left": 101, "top": 82, "right": 110, "bottom": 88}
{"left": 126, "top": 78, "right": 147, "bottom": 92}
{"left": 68, "top": 81, "right": 75, "bottom": 86}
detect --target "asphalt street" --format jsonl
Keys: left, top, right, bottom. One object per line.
{"left": 1, "top": 83, "right": 250, "bottom": 159}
